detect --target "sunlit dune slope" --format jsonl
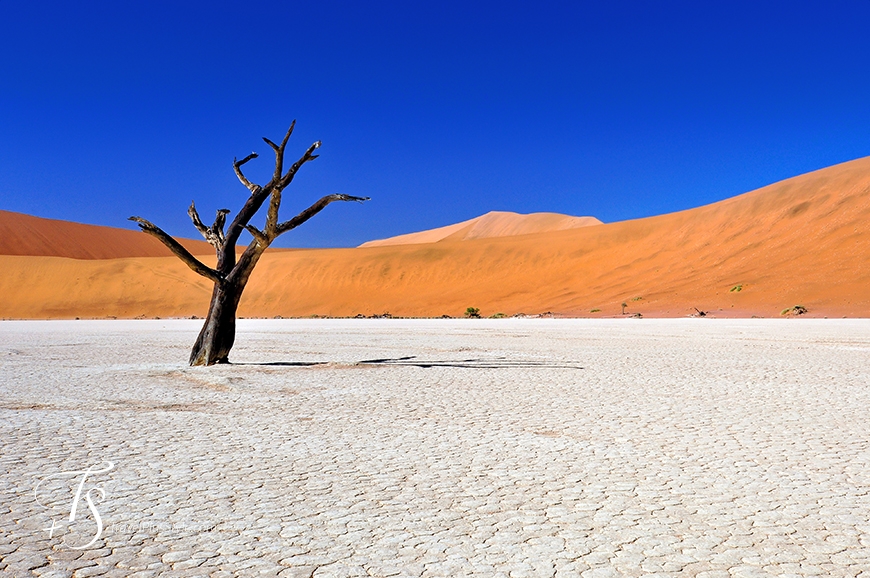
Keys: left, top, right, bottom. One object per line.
{"left": 360, "top": 211, "right": 602, "bottom": 247}
{"left": 2, "top": 156, "right": 870, "bottom": 318}
{"left": 0, "top": 210, "right": 212, "bottom": 258}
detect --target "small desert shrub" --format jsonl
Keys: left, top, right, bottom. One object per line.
{"left": 489, "top": 312, "right": 507, "bottom": 318}
{"left": 730, "top": 284, "right": 743, "bottom": 292}
{"left": 781, "top": 305, "right": 808, "bottom": 316}
{"left": 465, "top": 307, "right": 481, "bottom": 318}
{"left": 590, "top": 308, "right": 601, "bottom": 313}
{"left": 630, "top": 296, "right": 643, "bottom": 301}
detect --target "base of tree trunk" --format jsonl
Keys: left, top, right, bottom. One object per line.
{"left": 189, "top": 284, "right": 241, "bottom": 366}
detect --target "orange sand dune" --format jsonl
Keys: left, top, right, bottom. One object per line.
{"left": 2, "top": 156, "right": 870, "bottom": 319}
{"left": 0, "top": 210, "right": 212, "bottom": 259}
{"left": 360, "top": 210, "right": 602, "bottom": 247}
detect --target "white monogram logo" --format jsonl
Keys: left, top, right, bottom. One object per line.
{"left": 34, "top": 461, "right": 115, "bottom": 549}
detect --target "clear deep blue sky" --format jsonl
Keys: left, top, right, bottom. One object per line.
{"left": 2, "top": 1, "right": 870, "bottom": 247}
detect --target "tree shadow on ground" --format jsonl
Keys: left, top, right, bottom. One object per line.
{"left": 239, "top": 356, "right": 583, "bottom": 369}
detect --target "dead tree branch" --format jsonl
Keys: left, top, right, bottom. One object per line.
{"left": 264, "top": 123, "right": 299, "bottom": 235}
{"left": 211, "top": 209, "right": 230, "bottom": 245}
{"left": 266, "top": 189, "right": 282, "bottom": 236}
{"left": 244, "top": 224, "right": 269, "bottom": 247}
{"left": 188, "top": 201, "right": 210, "bottom": 239}
{"left": 223, "top": 134, "right": 320, "bottom": 260}
{"left": 227, "top": 239, "right": 266, "bottom": 287}
{"left": 233, "top": 152, "right": 260, "bottom": 193}
{"left": 276, "top": 194, "right": 369, "bottom": 236}
{"left": 188, "top": 202, "right": 229, "bottom": 251}
{"left": 128, "top": 217, "right": 224, "bottom": 284}
{"left": 279, "top": 141, "right": 321, "bottom": 189}
{"left": 223, "top": 186, "right": 272, "bottom": 260}
{"left": 263, "top": 121, "right": 295, "bottom": 181}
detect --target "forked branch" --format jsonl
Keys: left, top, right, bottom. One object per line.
{"left": 188, "top": 202, "right": 229, "bottom": 250}
{"left": 128, "top": 217, "right": 224, "bottom": 284}
{"left": 223, "top": 135, "right": 321, "bottom": 255}
{"left": 264, "top": 121, "right": 295, "bottom": 181}
{"left": 244, "top": 224, "right": 269, "bottom": 247}
{"left": 223, "top": 185, "right": 272, "bottom": 257}
{"left": 263, "top": 123, "right": 300, "bottom": 233}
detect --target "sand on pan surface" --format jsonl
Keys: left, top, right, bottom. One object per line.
{"left": 2, "top": 318, "right": 870, "bottom": 575}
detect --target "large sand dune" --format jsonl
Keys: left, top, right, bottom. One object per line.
{"left": 0, "top": 210, "right": 212, "bottom": 258}
{"left": 2, "top": 156, "right": 870, "bottom": 318}
{"left": 360, "top": 211, "right": 602, "bottom": 247}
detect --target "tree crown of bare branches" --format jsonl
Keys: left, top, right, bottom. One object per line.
{"left": 129, "top": 121, "right": 368, "bottom": 286}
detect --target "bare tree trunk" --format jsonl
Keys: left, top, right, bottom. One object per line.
{"left": 189, "top": 243, "right": 263, "bottom": 365}
{"left": 189, "top": 282, "right": 243, "bottom": 365}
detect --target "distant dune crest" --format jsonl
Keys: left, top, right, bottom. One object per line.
{"left": 359, "top": 211, "right": 603, "bottom": 247}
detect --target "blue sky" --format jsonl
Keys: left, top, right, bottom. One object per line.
{"left": 2, "top": 1, "right": 870, "bottom": 247}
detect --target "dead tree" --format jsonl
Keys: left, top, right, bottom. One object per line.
{"left": 129, "top": 122, "right": 368, "bottom": 366}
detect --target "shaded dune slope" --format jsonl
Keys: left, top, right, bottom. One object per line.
{"left": 0, "top": 210, "right": 211, "bottom": 258}
{"left": 2, "top": 156, "right": 870, "bottom": 318}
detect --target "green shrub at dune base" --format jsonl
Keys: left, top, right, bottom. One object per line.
{"left": 465, "top": 307, "right": 481, "bottom": 318}
{"left": 781, "top": 305, "right": 808, "bottom": 316}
